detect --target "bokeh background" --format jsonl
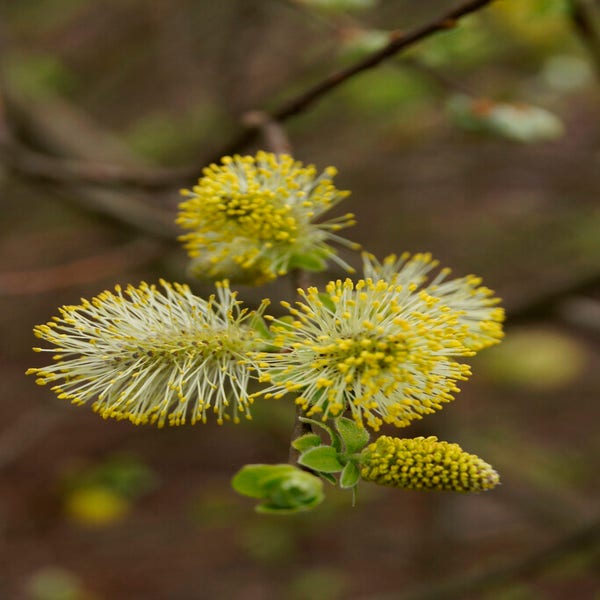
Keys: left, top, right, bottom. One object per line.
{"left": 1, "top": 1, "right": 599, "bottom": 598}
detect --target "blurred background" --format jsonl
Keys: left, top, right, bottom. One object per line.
{"left": 1, "top": 0, "right": 599, "bottom": 598}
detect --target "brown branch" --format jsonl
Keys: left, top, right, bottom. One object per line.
{"left": 368, "top": 518, "right": 600, "bottom": 600}
{"left": 506, "top": 271, "right": 600, "bottom": 324}
{"left": 569, "top": 0, "right": 600, "bottom": 77}
{"left": 0, "top": 239, "right": 164, "bottom": 296}
{"left": 242, "top": 110, "right": 292, "bottom": 155}
{"left": 270, "top": 0, "right": 496, "bottom": 123}
{"left": 0, "top": 140, "right": 193, "bottom": 189}
{"left": 0, "top": 0, "right": 497, "bottom": 190}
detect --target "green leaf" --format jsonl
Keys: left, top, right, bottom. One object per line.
{"left": 249, "top": 314, "right": 273, "bottom": 340}
{"left": 289, "top": 252, "right": 327, "bottom": 272}
{"left": 292, "top": 433, "right": 322, "bottom": 452}
{"left": 319, "top": 472, "right": 338, "bottom": 485}
{"left": 340, "top": 461, "right": 361, "bottom": 489}
{"left": 262, "top": 470, "right": 324, "bottom": 510}
{"left": 231, "top": 464, "right": 297, "bottom": 498}
{"left": 299, "top": 446, "right": 344, "bottom": 473}
{"left": 336, "top": 417, "right": 370, "bottom": 454}
{"left": 299, "top": 417, "right": 342, "bottom": 451}
{"left": 447, "top": 95, "right": 564, "bottom": 143}
{"left": 256, "top": 493, "right": 324, "bottom": 514}
{"left": 318, "top": 293, "right": 336, "bottom": 313}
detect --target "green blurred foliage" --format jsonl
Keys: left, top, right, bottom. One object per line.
{"left": 4, "top": 54, "right": 79, "bottom": 97}
{"left": 479, "top": 327, "right": 587, "bottom": 391}
{"left": 288, "top": 567, "right": 347, "bottom": 600}
{"left": 238, "top": 518, "right": 301, "bottom": 564}
{"left": 125, "top": 104, "right": 227, "bottom": 164}
{"left": 25, "top": 566, "right": 95, "bottom": 600}
{"left": 61, "top": 455, "right": 158, "bottom": 527}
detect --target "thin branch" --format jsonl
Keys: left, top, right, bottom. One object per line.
{"left": 270, "top": 0, "right": 496, "bottom": 123}
{"left": 569, "top": 0, "right": 600, "bottom": 77}
{"left": 242, "top": 110, "right": 292, "bottom": 155}
{"left": 366, "top": 518, "right": 600, "bottom": 600}
{"left": 0, "top": 139, "right": 193, "bottom": 189}
{"left": 0, "top": 0, "right": 497, "bottom": 190}
{"left": 0, "top": 239, "right": 164, "bottom": 296}
{"left": 506, "top": 271, "right": 600, "bottom": 324}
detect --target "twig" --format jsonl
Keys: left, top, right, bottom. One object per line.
{"left": 0, "top": 139, "right": 194, "bottom": 189}
{"left": 242, "top": 110, "right": 292, "bottom": 155}
{"left": 0, "top": 239, "right": 164, "bottom": 296}
{"left": 569, "top": 0, "right": 600, "bottom": 77}
{"left": 506, "top": 271, "right": 600, "bottom": 324}
{"left": 366, "top": 518, "right": 600, "bottom": 600}
{"left": 0, "top": 0, "right": 497, "bottom": 190}
{"left": 269, "top": 0, "right": 496, "bottom": 123}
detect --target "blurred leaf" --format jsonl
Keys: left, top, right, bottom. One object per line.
{"left": 4, "top": 53, "right": 78, "bottom": 96}
{"left": 542, "top": 54, "right": 594, "bottom": 92}
{"left": 297, "top": 0, "right": 377, "bottom": 13}
{"left": 478, "top": 327, "right": 587, "bottom": 391}
{"left": 232, "top": 464, "right": 324, "bottom": 513}
{"left": 338, "top": 28, "right": 390, "bottom": 62}
{"left": 65, "top": 455, "right": 157, "bottom": 500}
{"left": 64, "top": 486, "right": 130, "bottom": 527}
{"left": 26, "top": 566, "right": 92, "bottom": 600}
{"left": 232, "top": 464, "right": 298, "bottom": 498}
{"left": 447, "top": 95, "right": 564, "bottom": 143}
{"left": 489, "top": 0, "right": 571, "bottom": 50}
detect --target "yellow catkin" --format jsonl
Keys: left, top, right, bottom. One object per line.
{"left": 176, "top": 152, "right": 358, "bottom": 284}
{"left": 360, "top": 436, "right": 500, "bottom": 492}
{"left": 27, "top": 280, "right": 269, "bottom": 427}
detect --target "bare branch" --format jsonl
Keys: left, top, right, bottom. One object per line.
{"left": 0, "top": 0, "right": 498, "bottom": 190}
{"left": 365, "top": 518, "right": 600, "bottom": 600}
{"left": 270, "top": 0, "right": 497, "bottom": 123}
{"left": 569, "top": 0, "right": 600, "bottom": 77}
{"left": 242, "top": 110, "right": 292, "bottom": 155}
{"left": 0, "top": 239, "right": 165, "bottom": 296}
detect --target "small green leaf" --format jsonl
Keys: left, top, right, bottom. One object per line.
{"left": 262, "top": 470, "right": 324, "bottom": 509}
{"left": 289, "top": 252, "right": 327, "bottom": 272}
{"left": 336, "top": 417, "right": 370, "bottom": 454}
{"left": 318, "top": 293, "right": 336, "bottom": 313}
{"left": 340, "top": 461, "right": 361, "bottom": 489}
{"left": 292, "top": 433, "right": 322, "bottom": 452}
{"left": 256, "top": 494, "right": 323, "bottom": 514}
{"left": 319, "top": 472, "right": 338, "bottom": 485}
{"left": 299, "top": 446, "right": 344, "bottom": 473}
{"left": 249, "top": 314, "right": 273, "bottom": 340}
{"left": 231, "top": 464, "right": 297, "bottom": 498}
{"left": 299, "top": 417, "right": 342, "bottom": 451}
